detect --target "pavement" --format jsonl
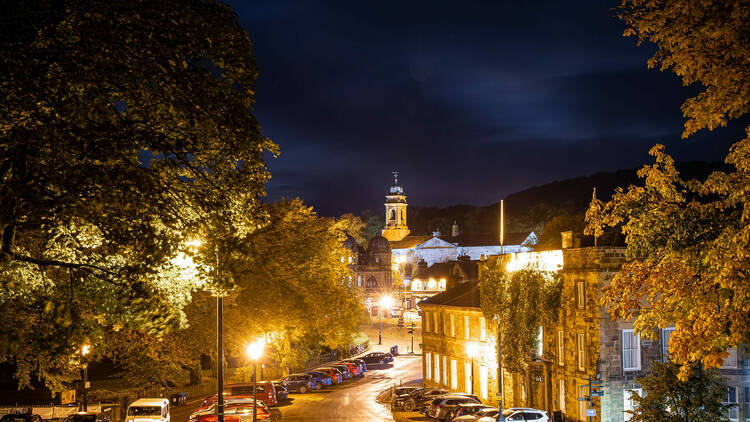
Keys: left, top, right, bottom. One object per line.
{"left": 171, "top": 319, "right": 425, "bottom": 422}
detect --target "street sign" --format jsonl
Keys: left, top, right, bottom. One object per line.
{"left": 580, "top": 383, "right": 601, "bottom": 388}
{"left": 577, "top": 397, "right": 590, "bottom": 401}
{"left": 586, "top": 409, "right": 596, "bottom": 417}
{"left": 591, "top": 391, "right": 604, "bottom": 397}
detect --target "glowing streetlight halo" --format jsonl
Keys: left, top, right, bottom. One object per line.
{"left": 466, "top": 342, "right": 478, "bottom": 358}
{"left": 81, "top": 344, "right": 91, "bottom": 356}
{"left": 379, "top": 295, "right": 393, "bottom": 309}
{"left": 246, "top": 338, "right": 265, "bottom": 361}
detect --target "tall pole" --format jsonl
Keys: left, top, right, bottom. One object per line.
{"left": 217, "top": 296, "right": 224, "bottom": 422}
{"left": 470, "top": 357, "right": 474, "bottom": 395}
{"left": 378, "top": 304, "right": 383, "bottom": 345}
{"left": 500, "top": 200, "right": 504, "bottom": 255}
{"left": 497, "top": 320, "right": 503, "bottom": 416}
{"left": 82, "top": 365, "right": 88, "bottom": 412}
{"left": 252, "top": 362, "right": 258, "bottom": 422}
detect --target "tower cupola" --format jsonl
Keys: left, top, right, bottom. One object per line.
{"left": 381, "top": 171, "right": 410, "bottom": 242}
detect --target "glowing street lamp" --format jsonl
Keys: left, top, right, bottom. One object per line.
{"left": 246, "top": 339, "right": 265, "bottom": 422}
{"left": 378, "top": 295, "right": 393, "bottom": 345}
{"left": 466, "top": 343, "right": 478, "bottom": 395}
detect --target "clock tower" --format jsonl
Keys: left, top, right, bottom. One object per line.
{"left": 381, "top": 171, "right": 410, "bottom": 242}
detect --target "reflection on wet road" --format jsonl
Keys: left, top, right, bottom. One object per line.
{"left": 278, "top": 355, "right": 421, "bottom": 422}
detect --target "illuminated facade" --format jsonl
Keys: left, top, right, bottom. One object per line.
{"left": 343, "top": 234, "right": 393, "bottom": 315}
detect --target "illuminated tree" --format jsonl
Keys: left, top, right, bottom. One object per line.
{"left": 587, "top": 0, "right": 750, "bottom": 378}
{"left": 0, "top": 0, "right": 275, "bottom": 389}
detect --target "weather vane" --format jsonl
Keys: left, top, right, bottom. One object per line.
{"left": 393, "top": 171, "right": 399, "bottom": 185}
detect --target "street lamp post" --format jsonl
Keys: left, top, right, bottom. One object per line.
{"left": 378, "top": 295, "right": 393, "bottom": 346}
{"left": 81, "top": 344, "right": 90, "bottom": 412}
{"left": 247, "top": 339, "right": 265, "bottom": 422}
{"left": 466, "top": 343, "right": 477, "bottom": 395}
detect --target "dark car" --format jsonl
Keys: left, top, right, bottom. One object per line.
{"left": 271, "top": 381, "right": 288, "bottom": 402}
{"left": 391, "top": 386, "right": 421, "bottom": 400}
{"left": 305, "top": 370, "right": 332, "bottom": 388}
{"left": 361, "top": 352, "right": 393, "bottom": 367}
{"left": 426, "top": 395, "right": 482, "bottom": 421}
{"left": 282, "top": 373, "right": 316, "bottom": 393}
{"left": 392, "top": 387, "right": 447, "bottom": 412}
{"left": 1, "top": 415, "right": 43, "bottom": 422}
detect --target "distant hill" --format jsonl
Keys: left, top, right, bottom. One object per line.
{"left": 402, "top": 161, "right": 725, "bottom": 241}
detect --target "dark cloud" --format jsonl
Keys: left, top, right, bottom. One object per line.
{"left": 229, "top": 0, "right": 746, "bottom": 216}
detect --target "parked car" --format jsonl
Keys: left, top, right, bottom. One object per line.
{"left": 189, "top": 402, "right": 270, "bottom": 422}
{"left": 305, "top": 371, "right": 332, "bottom": 388}
{"left": 271, "top": 381, "right": 289, "bottom": 402}
{"left": 200, "top": 382, "right": 278, "bottom": 408}
{"left": 361, "top": 352, "right": 393, "bottom": 366}
{"left": 282, "top": 373, "right": 316, "bottom": 393}
{"left": 499, "top": 408, "right": 549, "bottom": 422}
{"left": 340, "top": 358, "right": 366, "bottom": 374}
{"left": 1, "top": 415, "right": 43, "bottom": 422}
{"left": 126, "top": 398, "right": 170, "bottom": 422}
{"left": 451, "top": 404, "right": 496, "bottom": 421}
{"left": 335, "top": 361, "right": 361, "bottom": 377}
{"left": 63, "top": 412, "right": 111, "bottom": 422}
{"left": 391, "top": 387, "right": 447, "bottom": 412}
{"left": 315, "top": 367, "right": 344, "bottom": 384}
{"left": 328, "top": 364, "right": 352, "bottom": 379}
{"left": 391, "top": 386, "right": 421, "bottom": 400}
{"left": 426, "top": 395, "right": 482, "bottom": 421}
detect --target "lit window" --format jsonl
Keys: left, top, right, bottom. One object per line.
{"left": 425, "top": 352, "right": 432, "bottom": 380}
{"left": 428, "top": 278, "right": 437, "bottom": 290}
{"left": 577, "top": 333, "right": 586, "bottom": 371}
{"left": 424, "top": 311, "right": 430, "bottom": 333}
{"left": 433, "top": 312, "right": 439, "bottom": 335}
{"left": 340, "top": 256, "right": 344, "bottom": 263}
{"left": 578, "top": 385, "right": 588, "bottom": 420}
{"left": 558, "top": 379, "right": 565, "bottom": 412}
{"left": 464, "top": 315, "right": 470, "bottom": 340}
{"left": 576, "top": 281, "right": 585, "bottom": 309}
{"left": 450, "top": 314, "right": 455, "bottom": 337}
{"left": 724, "top": 387, "right": 739, "bottom": 422}
{"left": 412, "top": 279, "right": 421, "bottom": 291}
{"left": 439, "top": 278, "right": 446, "bottom": 290}
{"left": 721, "top": 348, "right": 739, "bottom": 369}
{"left": 622, "top": 330, "right": 641, "bottom": 371}
{"left": 348, "top": 256, "right": 352, "bottom": 263}
{"left": 623, "top": 388, "right": 642, "bottom": 421}
{"left": 450, "top": 359, "right": 458, "bottom": 390}
{"left": 357, "top": 275, "right": 361, "bottom": 287}
{"left": 661, "top": 327, "right": 675, "bottom": 361}
{"left": 537, "top": 326, "right": 544, "bottom": 358}
{"left": 480, "top": 317, "right": 486, "bottom": 341}
{"left": 375, "top": 257, "right": 379, "bottom": 263}
{"left": 435, "top": 353, "right": 440, "bottom": 383}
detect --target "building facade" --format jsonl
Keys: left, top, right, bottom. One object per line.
{"left": 420, "top": 232, "right": 749, "bottom": 422}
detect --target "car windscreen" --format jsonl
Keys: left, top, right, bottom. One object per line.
{"left": 127, "top": 406, "right": 161, "bottom": 416}
{"left": 69, "top": 415, "right": 97, "bottom": 422}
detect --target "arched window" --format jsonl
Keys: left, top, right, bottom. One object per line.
{"left": 390, "top": 209, "right": 396, "bottom": 221}
{"left": 366, "top": 277, "right": 378, "bottom": 289}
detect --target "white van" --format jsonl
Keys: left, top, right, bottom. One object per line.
{"left": 126, "top": 398, "right": 170, "bottom": 422}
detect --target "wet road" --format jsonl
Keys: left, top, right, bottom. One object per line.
{"left": 278, "top": 354, "right": 421, "bottom": 421}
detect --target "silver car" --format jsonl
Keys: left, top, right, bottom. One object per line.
{"left": 426, "top": 395, "right": 482, "bottom": 421}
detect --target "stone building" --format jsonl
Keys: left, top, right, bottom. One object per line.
{"left": 343, "top": 234, "right": 392, "bottom": 315}
{"left": 419, "top": 232, "right": 749, "bottom": 422}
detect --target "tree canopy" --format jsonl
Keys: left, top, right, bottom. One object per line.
{"left": 480, "top": 261, "right": 560, "bottom": 374}
{"left": 586, "top": 0, "right": 750, "bottom": 378}
{"left": 627, "top": 361, "right": 731, "bottom": 422}
{"left": 0, "top": 0, "right": 275, "bottom": 389}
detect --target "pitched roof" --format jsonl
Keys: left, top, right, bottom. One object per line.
{"left": 390, "top": 235, "right": 432, "bottom": 249}
{"left": 419, "top": 282, "right": 480, "bottom": 308}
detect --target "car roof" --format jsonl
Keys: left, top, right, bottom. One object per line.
{"left": 129, "top": 399, "right": 169, "bottom": 407}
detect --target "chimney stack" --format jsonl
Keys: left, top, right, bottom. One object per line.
{"left": 452, "top": 221, "right": 459, "bottom": 237}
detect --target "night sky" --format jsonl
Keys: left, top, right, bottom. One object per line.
{"left": 230, "top": 0, "right": 748, "bottom": 216}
